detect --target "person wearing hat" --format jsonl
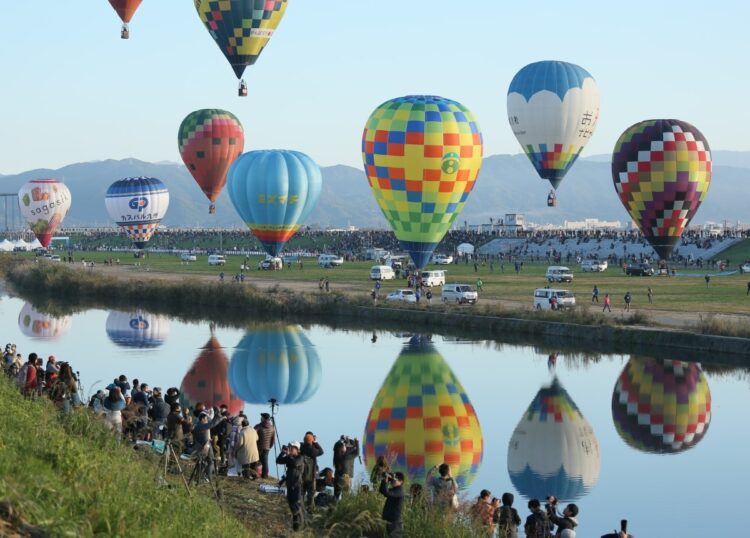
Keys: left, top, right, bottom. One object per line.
{"left": 254, "top": 412, "right": 275, "bottom": 479}
{"left": 277, "top": 441, "right": 305, "bottom": 531}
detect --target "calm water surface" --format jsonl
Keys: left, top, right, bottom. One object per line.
{"left": 4, "top": 296, "right": 748, "bottom": 536}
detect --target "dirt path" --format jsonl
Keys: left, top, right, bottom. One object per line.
{"left": 83, "top": 264, "right": 749, "bottom": 332}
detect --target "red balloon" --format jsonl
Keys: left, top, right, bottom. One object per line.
{"left": 108, "top": 0, "right": 142, "bottom": 23}
{"left": 180, "top": 336, "right": 244, "bottom": 415}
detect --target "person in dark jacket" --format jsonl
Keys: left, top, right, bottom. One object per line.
{"left": 300, "top": 431, "right": 324, "bottom": 511}
{"left": 255, "top": 413, "right": 276, "bottom": 478}
{"left": 333, "top": 435, "right": 359, "bottom": 499}
{"left": 166, "top": 403, "right": 185, "bottom": 453}
{"left": 547, "top": 499, "right": 579, "bottom": 537}
{"left": 495, "top": 492, "right": 521, "bottom": 538}
{"left": 114, "top": 375, "right": 131, "bottom": 397}
{"left": 148, "top": 388, "right": 170, "bottom": 439}
{"left": 192, "top": 408, "right": 226, "bottom": 476}
{"left": 277, "top": 442, "right": 305, "bottom": 531}
{"left": 524, "top": 498, "right": 552, "bottom": 538}
{"left": 379, "top": 472, "right": 405, "bottom": 538}
{"left": 164, "top": 387, "right": 180, "bottom": 406}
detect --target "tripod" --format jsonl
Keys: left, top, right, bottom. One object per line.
{"left": 188, "top": 446, "right": 222, "bottom": 502}
{"left": 269, "top": 398, "right": 283, "bottom": 479}
{"left": 154, "top": 440, "right": 191, "bottom": 496}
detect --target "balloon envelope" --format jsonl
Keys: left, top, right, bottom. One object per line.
{"left": 507, "top": 377, "right": 600, "bottom": 501}
{"left": 18, "top": 179, "right": 72, "bottom": 248}
{"left": 612, "top": 358, "right": 711, "bottom": 454}
{"left": 178, "top": 109, "right": 244, "bottom": 210}
{"left": 180, "top": 335, "right": 244, "bottom": 415}
{"left": 227, "top": 150, "right": 322, "bottom": 256}
{"left": 105, "top": 177, "right": 170, "bottom": 249}
{"left": 362, "top": 95, "right": 483, "bottom": 269}
{"left": 507, "top": 61, "right": 600, "bottom": 191}
{"left": 194, "top": 0, "right": 288, "bottom": 79}
{"left": 611, "top": 119, "right": 712, "bottom": 259}
{"left": 18, "top": 302, "right": 72, "bottom": 340}
{"left": 228, "top": 325, "right": 322, "bottom": 405}
{"left": 108, "top": 0, "right": 142, "bottom": 23}
{"left": 364, "top": 339, "right": 483, "bottom": 489}
{"left": 105, "top": 310, "right": 170, "bottom": 349}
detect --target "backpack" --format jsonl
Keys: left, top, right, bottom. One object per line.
{"left": 301, "top": 455, "right": 316, "bottom": 483}
{"left": 15, "top": 364, "right": 30, "bottom": 388}
{"left": 497, "top": 506, "right": 519, "bottom": 537}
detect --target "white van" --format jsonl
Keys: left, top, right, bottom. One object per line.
{"left": 581, "top": 260, "right": 608, "bottom": 272}
{"left": 420, "top": 270, "right": 446, "bottom": 287}
{"left": 545, "top": 266, "right": 574, "bottom": 283}
{"left": 318, "top": 254, "right": 344, "bottom": 268}
{"left": 442, "top": 284, "right": 478, "bottom": 304}
{"left": 533, "top": 288, "right": 576, "bottom": 310}
{"left": 208, "top": 255, "right": 226, "bottom": 266}
{"left": 370, "top": 265, "right": 396, "bottom": 280}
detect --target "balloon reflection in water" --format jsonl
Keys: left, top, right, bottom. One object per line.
{"left": 364, "top": 337, "right": 483, "bottom": 489}
{"left": 18, "top": 302, "right": 72, "bottom": 340}
{"left": 612, "top": 358, "right": 711, "bottom": 454}
{"left": 228, "top": 325, "right": 321, "bottom": 405}
{"left": 508, "top": 377, "right": 600, "bottom": 502}
{"left": 180, "top": 335, "right": 244, "bottom": 416}
{"left": 105, "top": 311, "right": 170, "bottom": 349}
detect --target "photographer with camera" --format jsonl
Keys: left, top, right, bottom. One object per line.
{"left": 546, "top": 496, "right": 579, "bottom": 537}
{"left": 192, "top": 407, "right": 226, "bottom": 476}
{"left": 332, "top": 435, "right": 359, "bottom": 500}
{"left": 379, "top": 471, "right": 405, "bottom": 538}
{"left": 300, "top": 431, "right": 324, "bottom": 512}
{"left": 277, "top": 442, "right": 305, "bottom": 532}
{"left": 524, "top": 498, "right": 552, "bottom": 538}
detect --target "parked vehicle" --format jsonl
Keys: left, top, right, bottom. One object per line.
{"left": 740, "top": 262, "right": 750, "bottom": 274}
{"left": 181, "top": 253, "right": 197, "bottom": 262}
{"left": 441, "top": 284, "right": 478, "bottom": 304}
{"left": 49, "top": 255, "right": 62, "bottom": 262}
{"left": 258, "top": 257, "right": 283, "bottom": 270}
{"left": 386, "top": 289, "right": 417, "bottom": 303}
{"left": 370, "top": 265, "right": 396, "bottom": 280}
{"left": 432, "top": 254, "right": 454, "bottom": 265}
{"left": 420, "top": 270, "right": 446, "bottom": 287}
{"left": 533, "top": 288, "right": 576, "bottom": 310}
{"left": 208, "top": 254, "right": 226, "bottom": 266}
{"left": 625, "top": 263, "right": 654, "bottom": 276}
{"left": 545, "top": 266, "right": 574, "bottom": 283}
{"left": 581, "top": 260, "right": 607, "bottom": 272}
{"left": 318, "top": 254, "right": 344, "bottom": 268}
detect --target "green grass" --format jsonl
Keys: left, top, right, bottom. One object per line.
{"left": 0, "top": 376, "right": 251, "bottom": 537}
{"left": 714, "top": 238, "right": 750, "bottom": 264}
{"left": 14, "top": 250, "right": 750, "bottom": 316}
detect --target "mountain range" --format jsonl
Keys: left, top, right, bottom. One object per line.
{"left": 1, "top": 152, "right": 748, "bottom": 229}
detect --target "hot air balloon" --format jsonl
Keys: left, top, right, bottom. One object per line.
{"left": 17, "top": 179, "right": 71, "bottom": 248}
{"left": 507, "top": 61, "right": 600, "bottom": 204}
{"left": 108, "top": 0, "right": 142, "bottom": 39}
{"left": 178, "top": 109, "right": 245, "bottom": 214}
{"left": 105, "top": 177, "right": 170, "bottom": 249}
{"left": 612, "top": 358, "right": 711, "bottom": 454}
{"left": 194, "top": 0, "right": 288, "bottom": 96}
{"left": 228, "top": 325, "right": 321, "bottom": 405}
{"left": 362, "top": 95, "right": 483, "bottom": 269}
{"left": 105, "top": 310, "right": 170, "bottom": 348}
{"left": 226, "top": 150, "right": 322, "bottom": 257}
{"left": 180, "top": 335, "right": 244, "bottom": 415}
{"left": 18, "top": 302, "right": 72, "bottom": 340}
{"left": 363, "top": 338, "right": 483, "bottom": 489}
{"left": 611, "top": 120, "right": 712, "bottom": 260}
{"left": 507, "top": 377, "right": 600, "bottom": 502}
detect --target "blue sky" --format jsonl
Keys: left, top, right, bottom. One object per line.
{"left": 1, "top": 1, "right": 747, "bottom": 174}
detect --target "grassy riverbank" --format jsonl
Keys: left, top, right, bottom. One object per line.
{"left": 0, "top": 376, "right": 251, "bottom": 537}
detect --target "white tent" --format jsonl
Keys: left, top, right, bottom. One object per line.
{"left": 12, "top": 239, "right": 30, "bottom": 251}
{"left": 456, "top": 243, "right": 475, "bottom": 255}
{"left": 29, "top": 238, "right": 42, "bottom": 250}
{"left": 0, "top": 239, "right": 14, "bottom": 252}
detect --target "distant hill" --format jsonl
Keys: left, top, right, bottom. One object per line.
{"left": 1, "top": 152, "right": 748, "bottom": 229}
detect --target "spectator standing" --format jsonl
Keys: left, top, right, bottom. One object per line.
{"left": 379, "top": 473, "right": 405, "bottom": 538}
{"left": 647, "top": 287, "right": 653, "bottom": 304}
{"left": 603, "top": 293, "right": 612, "bottom": 312}
{"left": 591, "top": 285, "right": 599, "bottom": 303}
{"left": 255, "top": 413, "right": 276, "bottom": 479}
{"left": 624, "top": 292, "right": 632, "bottom": 312}
{"left": 277, "top": 442, "right": 305, "bottom": 531}
{"left": 495, "top": 492, "right": 521, "bottom": 538}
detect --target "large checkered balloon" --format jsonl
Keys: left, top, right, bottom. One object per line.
{"left": 508, "top": 377, "right": 600, "bottom": 502}
{"left": 507, "top": 61, "right": 600, "bottom": 195}
{"left": 105, "top": 177, "right": 170, "bottom": 249}
{"left": 178, "top": 109, "right": 244, "bottom": 214}
{"left": 612, "top": 358, "right": 711, "bottom": 454}
{"left": 612, "top": 120, "right": 712, "bottom": 259}
{"left": 363, "top": 338, "right": 483, "bottom": 489}
{"left": 195, "top": 0, "right": 288, "bottom": 81}
{"left": 362, "top": 96, "right": 483, "bottom": 269}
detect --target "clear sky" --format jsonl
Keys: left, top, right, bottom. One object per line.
{"left": 1, "top": 1, "right": 748, "bottom": 174}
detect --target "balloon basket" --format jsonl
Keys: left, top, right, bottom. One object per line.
{"left": 121, "top": 24, "right": 129, "bottom": 39}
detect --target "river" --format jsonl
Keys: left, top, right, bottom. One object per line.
{"left": 4, "top": 295, "right": 748, "bottom": 536}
